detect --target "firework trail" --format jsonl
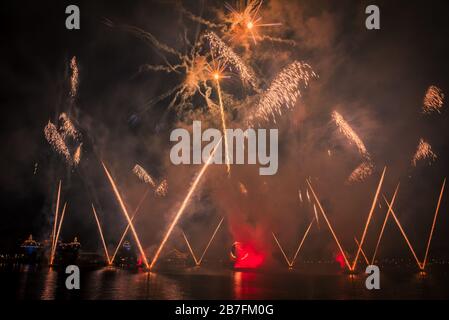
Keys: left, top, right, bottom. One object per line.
{"left": 50, "top": 202, "right": 67, "bottom": 265}
{"left": 107, "top": 19, "right": 226, "bottom": 117}
{"left": 249, "top": 61, "right": 317, "bottom": 125}
{"left": 91, "top": 204, "right": 111, "bottom": 264}
{"left": 291, "top": 218, "right": 315, "bottom": 266}
{"left": 332, "top": 111, "right": 370, "bottom": 158}
{"left": 272, "top": 218, "right": 314, "bottom": 268}
{"left": 298, "top": 189, "right": 303, "bottom": 203}
{"left": 182, "top": 231, "right": 199, "bottom": 265}
{"left": 383, "top": 195, "right": 423, "bottom": 269}
{"left": 422, "top": 178, "right": 446, "bottom": 269}
{"left": 412, "top": 138, "right": 437, "bottom": 166}
{"left": 44, "top": 121, "right": 71, "bottom": 163}
{"left": 198, "top": 217, "right": 225, "bottom": 264}
{"left": 313, "top": 203, "right": 319, "bottom": 227}
{"left": 348, "top": 161, "right": 374, "bottom": 183}
{"left": 72, "top": 143, "right": 82, "bottom": 167}
{"left": 354, "top": 237, "right": 369, "bottom": 265}
{"left": 331, "top": 111, "right": 375, "bottom": 182}
{"left": 351, "top": 167, "right": 386, "bottom": 271}
{"left": 259, "top": 35, "right": 296, "bottom": 46}
{"left": 423, "top": 85, "right": 444, "bottom": 114}
{"left": 272, "top": 232, "right": 292, "bottom": 266}
{"left": 70, "top": 56, "right": 79, "bottom": 98}
{"left": 179, "top": 5, "right": 222, "bottom": 29}
{"left": 133, "top": 164, "right": 157, "bottom": 187}
{"left": 371, "top": 184, "right": 400, "bottom": 264}
{"left": 51, "top": 181, "right": 62, "bottom": 255}
{"left": 155, "top": 179, "right": 168, "bottom": 197}
{"left": 205, "top": 31, "right": 258, "bottom": 89}
{"left": 215, "top": 76, "right": 231, "bottom": 174}
{"left": 117, "top": 23, "right": 186, "bottom": 63}
{"left": 149, "top": 138, "right": 222, "bottom": 269}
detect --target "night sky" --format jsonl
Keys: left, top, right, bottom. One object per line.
{"left": 1, "top": 0, "right": 449, "bottom": 265}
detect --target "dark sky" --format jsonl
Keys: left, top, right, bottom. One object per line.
{"left": 1, "top": 0, "right": 449, "bottom": 264}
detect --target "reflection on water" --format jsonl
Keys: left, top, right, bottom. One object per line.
{"left": 41, "top": 268, "right": 57, "bottom": 300}
{"left": 1, "top": 265, "right": 449, "bottom": 300}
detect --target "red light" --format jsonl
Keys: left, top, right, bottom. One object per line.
{"left": 335, "top": 252, "right": 345, "bottom": 268}
{"left": 231, "top": 242, "right": 265, "bottom": 269}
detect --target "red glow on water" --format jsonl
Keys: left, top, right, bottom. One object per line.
{"left": 335, "top": 252, "right": 345, "bottom": 268}
{"left": 137, "top": 256, "right": 143, "bottom": 266}
{"left": 231, "top": 242, "right": 265, "bottom": 269}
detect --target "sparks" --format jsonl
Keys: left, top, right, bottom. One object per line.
{"left": 224, "top": 0, "right": 282, "bottom": 45}
{"left": 250, "top": 61, "right": 317, "bottom": 125}
{"left": 133, "top": 164, "right": 156, "bottom": 187}
{"left": 205, "top": 31, "right": 258, "bottom": 89}
{"left": 155, "top": 179, "right": 168, "bottom": 197}
{"left": 348, "top": 161, "right": 374, "bottom": 183}
{"left": 412, "top": 138, "right": 437, "bottom": 166}
{"left": 73, "top": 143, "right": 82, "bottom": 167}
{"left": 44, "top": 121, "right": 71, "bottom": 163}
{"left": 332, "top": 111, "right": 370, "bottom": 159}
{"left": 423, "top": 85, "right": 444, "bottom": 114}
{"left": 70, "top": 56, "right": 79, "bottom": 98}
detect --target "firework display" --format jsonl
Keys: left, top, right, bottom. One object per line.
{"left": 3, "top": 0, "right": 449, "bottom": 304}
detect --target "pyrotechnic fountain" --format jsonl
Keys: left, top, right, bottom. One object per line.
{"left": 272, "top": 218, "right": 315, "bottom": 268}
{"left": 182, "top": 217, "right": 224, "bottom": 266}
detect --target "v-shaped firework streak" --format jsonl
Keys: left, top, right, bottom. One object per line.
{"left": 102, "top": 162, "right": 150, "bottom": 269}
{"left": 110, "top": 188, "right": 151, "bottom": 265}
{"left": 380, "top": 178, "right": 446, "bottom": 270}
{"left": 272, "top": 218, "right": 315, "bottom": 267}
{"left": 181, "top": 217, "right": 224, "bottom": 266}
{"left": 306, "top": 167, "right": 387, "bottom": 271}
